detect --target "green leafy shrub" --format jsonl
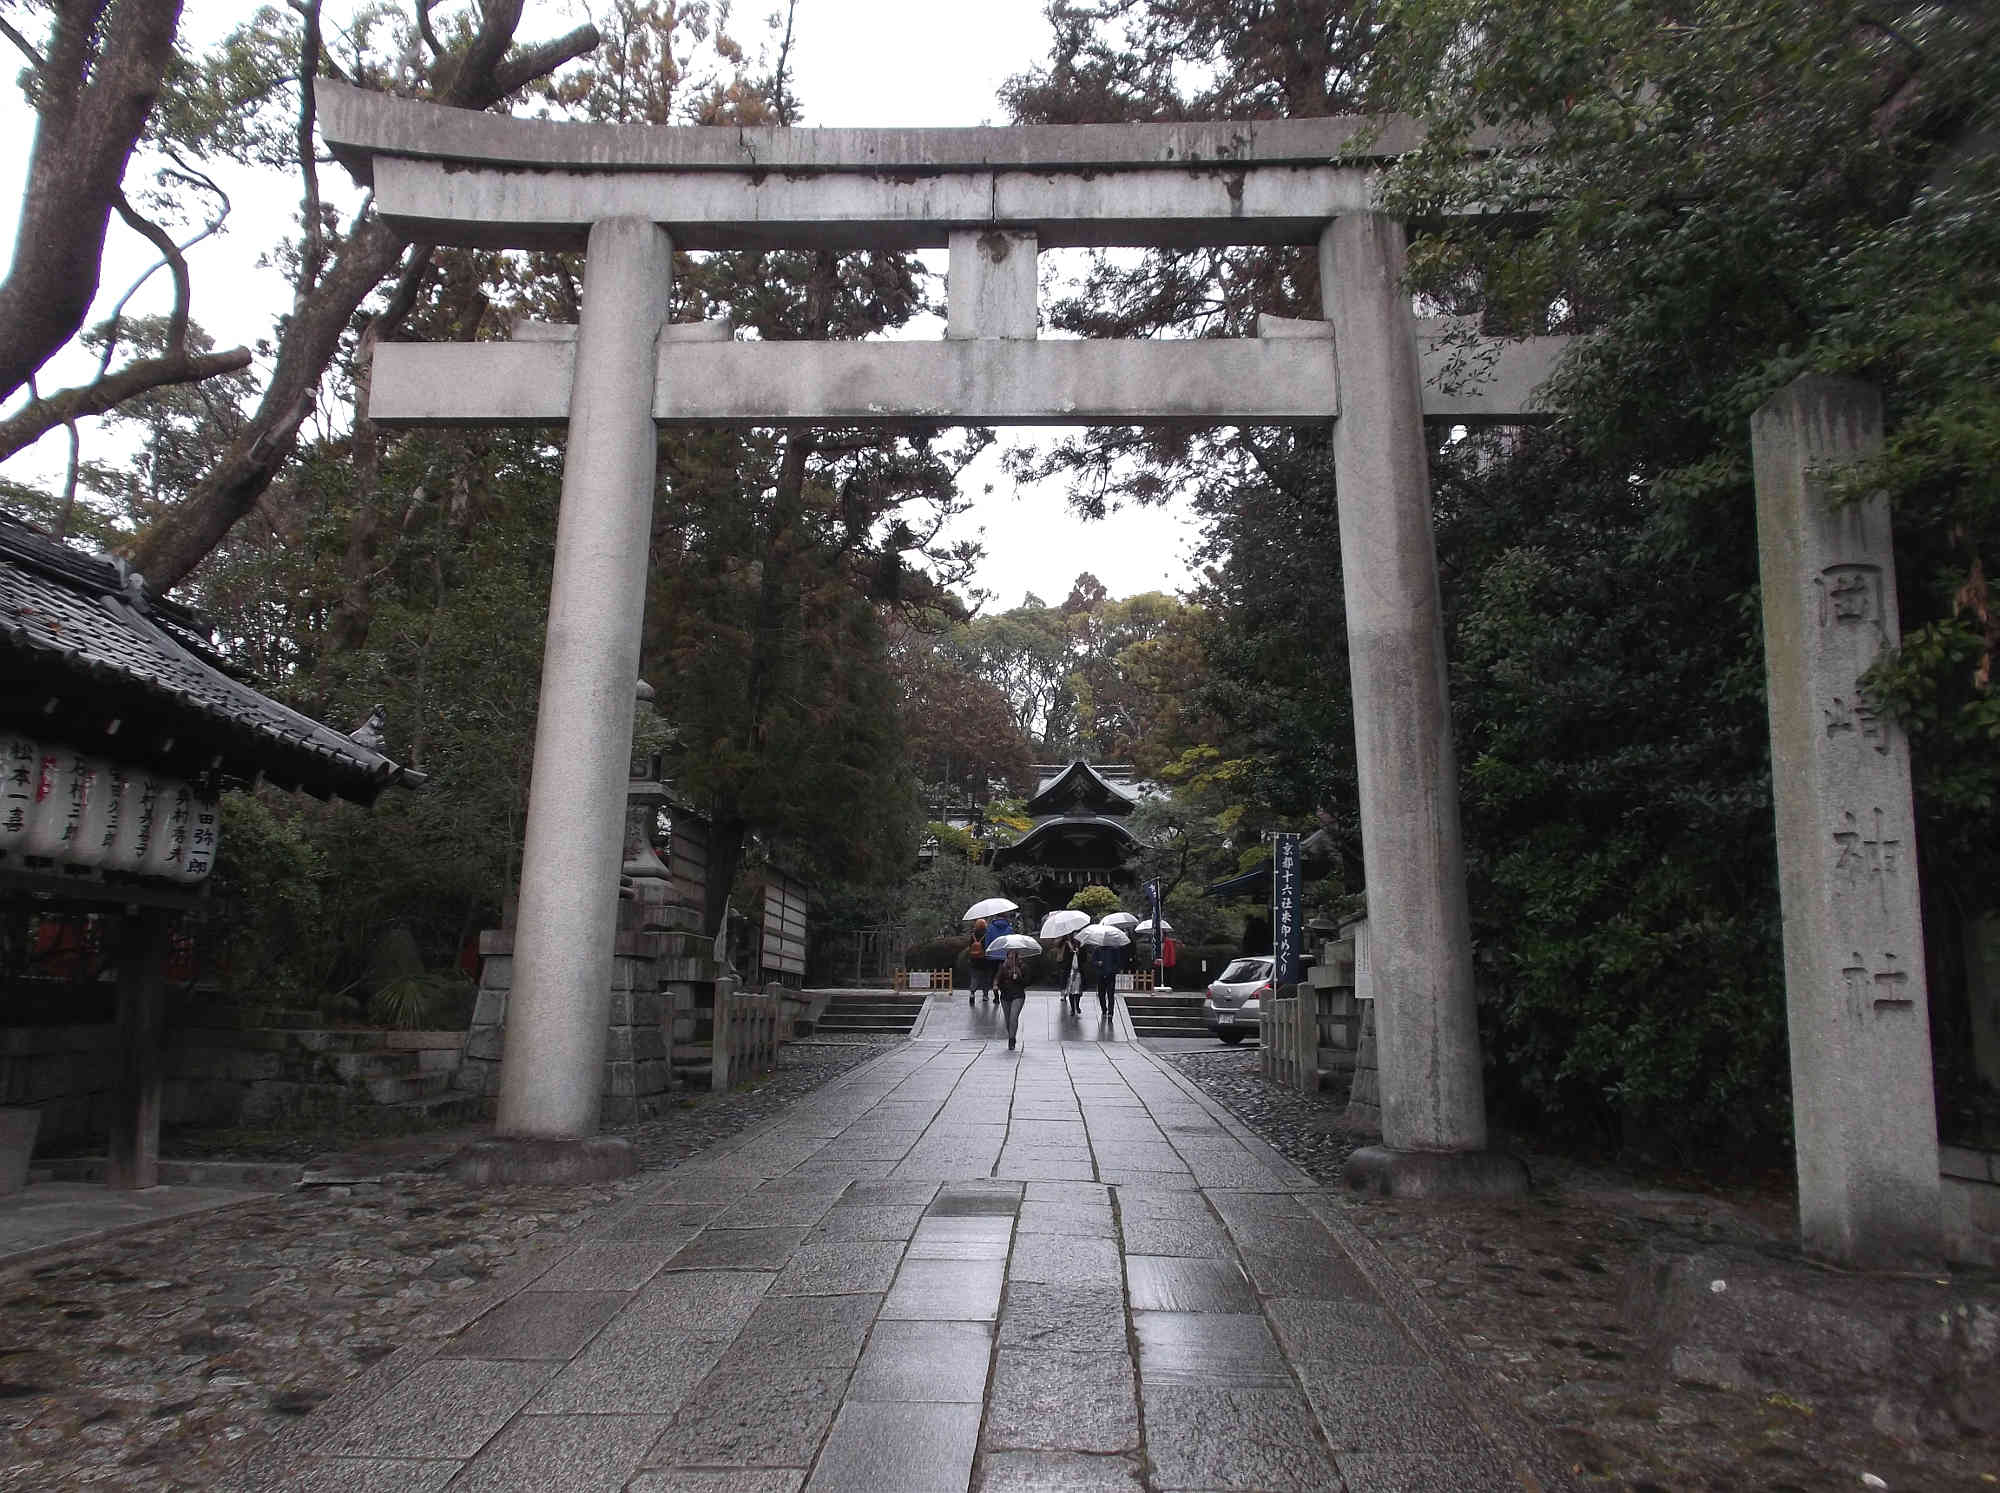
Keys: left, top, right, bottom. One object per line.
{"left": 1067, "top": 885, "right": 1121, "bottom": 919}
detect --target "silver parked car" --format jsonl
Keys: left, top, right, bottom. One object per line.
{"left": 1204, "top": 956, "right": 1273, "bottom": 1044}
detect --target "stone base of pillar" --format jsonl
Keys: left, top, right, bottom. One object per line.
{"left": 1344, "top": 1145, "right": 1528, "bottom": 1199}
{"left": 456, "top": 924, "right": 684, "bottom": 1122}
{"left": 448, "top": 1135, "right": 638, "bottom": 1184}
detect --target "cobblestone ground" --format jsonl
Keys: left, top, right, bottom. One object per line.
{"left": 1164, "top": 1045, "right": 1998, "bottom": 1493}
{"left": 0, "top": 1039, "right": 896, "bottom": 1493}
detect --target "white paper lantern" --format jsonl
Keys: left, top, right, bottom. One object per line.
{"left": 22, "top": 747, "right": 67, "bottom": 858}
{"left": 0, "top": 734, "right": 35, "bottom": 856}
{"left": 104, "top": 769, "right": 160, "bottom": 873}
{"left": 143, "top": 780, "right": 194, "bottom": 879}
{"left": 177, "top": 795, "right": 220, "bottom": 882}
{"left": 64, "top": 756, "right": 116, "bottom": 869}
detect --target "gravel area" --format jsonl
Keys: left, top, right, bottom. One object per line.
{"left": 0, "top": 1037, "right": 898, "bottom": 1492}
{"left": 1157, "top": 1046, "right": 1362, "bottom": 1182}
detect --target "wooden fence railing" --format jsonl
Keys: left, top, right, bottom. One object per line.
{"left": 893, "top": 969, "right": 953, "bottom": 991}
{"left": 1262, "top": 993, "right": 1317, "bottom": 1089}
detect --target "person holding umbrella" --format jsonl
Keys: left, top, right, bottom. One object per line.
{"left": 997, "top": 948, "right": 1029, "bottom": 1049}
{"left": 1091, "top": 929, "right": 1126, "bottom": 1019}
{"left": 1039, "top": 910, "right": 1091, "bottom": 1017}
{"left": 986, "top": 931, "right": 1040, "bottom": 1051}
{"left": 962, "top": 897, "right": 1018, "bottom": 1005}
{"left": 983, "top": 907, "right": 1014, "bottom": 994}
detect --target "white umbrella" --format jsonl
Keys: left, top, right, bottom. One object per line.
{"left": 1102, "top": 911, "right": 1140, "bottom": 930}
{"left": 962, "top": 897, "right": 1020, "bottom": 921}
{"left": 1134, "top": 917, "right": 1174, "bottom": 934}
{"left": 988, "top": 933, "right": 1041, "bottom": 955}
{"left": 1076, "top": 924, "right": 1131, "bottom": 948}
{"left": 1039, "top": 910, "right": 1091, "bottom": 939}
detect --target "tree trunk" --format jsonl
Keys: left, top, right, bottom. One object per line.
{"left": 0, "top": 0, "right": 185, "bottom": 406}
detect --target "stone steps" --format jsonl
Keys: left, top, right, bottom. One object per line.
{"left": 815, "top": 992, "right": 925, "bottom": 1035}
{"left": 1125, "top": 995, "right": 1211, "bottom": 1038}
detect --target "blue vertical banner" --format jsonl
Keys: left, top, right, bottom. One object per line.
{"left": 1271, "top": 832, "right": 1301, "bottom": 989}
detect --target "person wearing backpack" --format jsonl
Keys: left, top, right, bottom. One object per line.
{"left": 982, "top": 910, "right": 1013, "bottom": 1002}
{"left": 967, "top": 918, "right": 991, "bottom": 1004}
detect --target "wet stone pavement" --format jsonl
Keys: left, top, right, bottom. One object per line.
{"left": 232, "top": 995, "right": 1563, "bottom": 1492}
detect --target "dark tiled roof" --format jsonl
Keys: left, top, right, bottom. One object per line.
{"left": 1, "top": 515, "right": 421, "bottom": 804}
{"left": 988, "top": 813, "right": 1139, "bottom": 867}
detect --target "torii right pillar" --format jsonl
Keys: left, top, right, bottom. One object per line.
{"left": 1323, "top": 212, "right": 1526, "bottom": 1198}
{"left": 1753, "top": 375, "right": 1940, "bottom": 1268}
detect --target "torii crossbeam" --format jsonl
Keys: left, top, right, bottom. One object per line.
{"left": 321, "top": 82, "right": 1561, "bottom": 1194}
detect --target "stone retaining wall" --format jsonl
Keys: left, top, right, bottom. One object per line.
{"left": 1940, "top": 1145, "right": 2000, "bottom": 1267}
{"left": 0, "top": 1019, "right": 466, "bottom": 1150}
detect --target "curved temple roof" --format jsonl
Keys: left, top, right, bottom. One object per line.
{"left": 1, "top": 517, "right": 423, "bottom": 804}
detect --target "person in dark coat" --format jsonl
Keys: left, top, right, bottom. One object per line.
{"left": 981, "top": 911, "right": 1013, "bottom": 1004}
{"left": 1092, "top": 938, "right": 1126, "bottom": 1018}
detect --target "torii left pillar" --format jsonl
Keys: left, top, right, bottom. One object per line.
{"left": 452, "top": 217, "right": 671, "bottom": 1184}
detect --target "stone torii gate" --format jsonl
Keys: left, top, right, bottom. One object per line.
{"left": 320, "top": 83, "right": 1565, "bottom": 1191}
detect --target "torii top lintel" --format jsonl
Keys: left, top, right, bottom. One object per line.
{"left": 317, "top": 80, "right": 1450, "bottom": 253}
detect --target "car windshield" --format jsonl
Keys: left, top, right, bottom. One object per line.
{"left": 1217, "top": 959, "right": 1271, "bottom": 984}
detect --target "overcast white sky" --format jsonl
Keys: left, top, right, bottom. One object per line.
{"left": 0, "top": 1, "right": 1203, "bottom": 611}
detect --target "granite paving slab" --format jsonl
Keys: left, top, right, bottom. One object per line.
{"left": 623, "top": 1271, "right": 773, "bottom": 1341}
{"left": 974, "top": 1450, "right": 1147, "bottom": 1492}
{"left": 812, "top": 1203, "right": 927, "bottom": 1241}
{"left": 329, "top": 1359, "right": 557, "bottom": 1459}
{"left": 627, "top": 1472, "right": 805, "bottom": 1493}
{"left": 1238, "top": 1243, "right": 1376, "bottom": 1300}
{"left": 803, "top": 1400, "right": 981, "bottom": 1493}
{"left": 440, "top": 1290, "right": 626, "bottom": 1360}
{"left": 880, "top": 1256, "right": 1005, "bottom": 1320}
{"left": 657, "top": 1361, "right": 851, "bottom": 1467}
{"left": 1141, "top": 1384, "right": 1343, "bottom": 1492}
{"left": 528, "top": 1321, "right": 725, "bottom": 1414}
{"left": 667, "top": 1226, "right": 813, "bottom": 1270}
{"left": 725, "top": 1292, "right": 881, "bottom": 1366}
{"left": 444, "top": 1411, "right": 669, "bottom": 1491}
{"left": 848, "top": 1319, "right": 993, "bottom": 1402}
{"left": 1264, "top": 1298, "right": 1432, "bottom": 1367}
{"left": 1132, "top": 1311, "right": 1293, "bottom": 1388}
{"left": 1014, "top": 1200, "right": 1115, "bottom": 1237}
{"left": 983, "top": 1348, "right": 1138, "bottom": 1453}
{"left": 1116, "top": 1212, "right": 1235, "bottom": 1257}
{"left": 275, "top": 1457, "right": 462, "bottom": 1492}
{"left": 529, "top": 1241, "right": 680, "bottom": 1291}
{"left": 1124, "top": 1254, "right": 1260, "bottom": 1312}
{"left": 997, "top": 1280, "right": 1128, "bottom": 1352}
{"left": 1005, "top": 1232, "right": 1122, "bottom": 1284}
{"left": 770, "top": 1240, "right": 907, "bottom": 1294}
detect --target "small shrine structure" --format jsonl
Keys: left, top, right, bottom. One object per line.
{"left": 0, "top": 514, "right": 422, "bottom": 1189}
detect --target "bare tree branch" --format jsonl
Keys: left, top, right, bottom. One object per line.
{"left": 0, "top": 14, "right": 47, "bottom": 71}
{"left": 291, "top": 0, "right": 327, "bottom": 303}
{"left": 128, "top": 9, "right": 602, "bottom": 588}
{"left": 0, "top": 347, "right": 253, "bottom": 463}
{"left": 111, "top": 190, "right": 191, "bottom": 355}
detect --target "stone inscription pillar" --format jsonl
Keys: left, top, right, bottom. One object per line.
{"left": 494, "top": 217, "right": 673, "bottom": 1153}
{"left": 1322, "top": 214, "right": 1519, "bottom": 1196}
{"left": 1752, "top": 374, "right": 1940, "bottom": 1267}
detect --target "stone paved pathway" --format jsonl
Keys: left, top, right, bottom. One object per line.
{"left": 244, "top": 996, "right": 1560, "bottom": 1492}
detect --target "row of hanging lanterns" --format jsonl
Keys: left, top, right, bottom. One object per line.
{"left": 0, "top": 736, "right": 218, "bottom": 883}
